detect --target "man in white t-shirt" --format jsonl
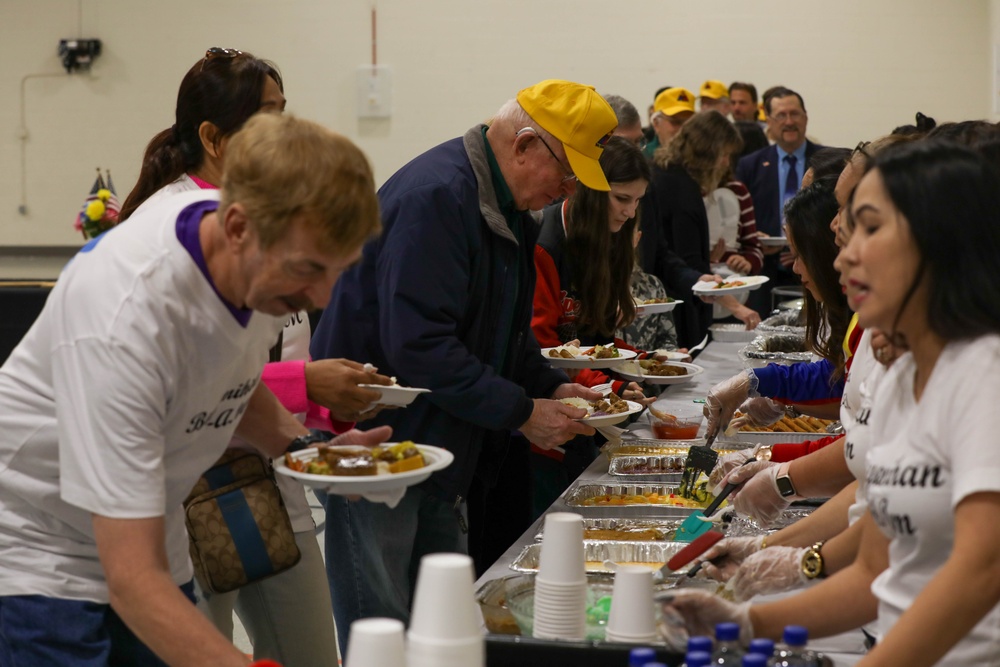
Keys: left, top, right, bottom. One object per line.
{"left": 0, "top": 113, "right": 383, "bottom": 667}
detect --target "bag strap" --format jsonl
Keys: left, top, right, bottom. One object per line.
{"left": 269, "top": 330, "right": 284, "bottom": 363}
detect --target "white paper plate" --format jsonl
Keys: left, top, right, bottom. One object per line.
{"left": 634, "top": 299, "right": 682, "bottom": 316}
{"left": 692, "top": 275, "right": 769, "bottom": 296}
{"left": 276, "top": 443, "right": 453, "bottom": 494}
{"left": 659, "top": 350, "right": 692, "bottom": 362}
{"left": 615, "top": 361, "right": 704, "bottom": 385}
{"left": 359, "top": 384, "right": 430, "bottom": 408}
{"left": 758, "top": 235, "right": 789, "bottom": 248}
{"left": 709, "top": 323, "right": 759, "bottom": 343}
{"left": 541, "top": 347, "right": 638, "bottom": 369}
{"left": 577, "top": 400, "right": 645, "bottom": 427}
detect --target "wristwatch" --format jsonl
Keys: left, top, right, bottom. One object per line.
{"left": 287, "top": 432, "right": 329, "bottom": 452}
{"left": 774, "top": 462, "right": 798, "bottom": 498}
{"left": 801, "top": 540, "right": 827, "bottom": 579}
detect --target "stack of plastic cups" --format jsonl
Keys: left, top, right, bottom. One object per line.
{"left": 344, "top": 618, "right": 405, "bottom": 667}
{"left": 533, "top": 512, "right": 587, "bottom": 640}
{"left": 406, "top": 553, "right": 485, "bottom": 667}
{"left": 604, "top": 565, "right": 658, "bottom": 643}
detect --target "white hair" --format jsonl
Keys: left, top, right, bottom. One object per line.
{"left": 490, "top": 98, "right": 560, "bottom": 145}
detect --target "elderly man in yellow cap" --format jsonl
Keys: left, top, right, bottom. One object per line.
{"left": 645, "top": 86, "right": 696, "bottom": 158}
{"left": 699, "top": 79, "right": 733, "bottom": 117}
{"left": 310, "top": 79, "right": 618, "bottom": 652}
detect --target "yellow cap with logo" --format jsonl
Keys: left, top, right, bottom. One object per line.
{"left": 517, "top": 79, "right": 618, "bottom": 191}
{"left": 699, "top": 79, "right": 729, "bottom": 100}
{"left": 654, "top": 87, "right": 696, "bottom": 117}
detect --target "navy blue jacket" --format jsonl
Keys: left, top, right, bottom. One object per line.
{"left": 310, "top": 126, "right": 568, "bottom": 500}
{"left": 735, "top": 141, "right": 823, "bottom": 237}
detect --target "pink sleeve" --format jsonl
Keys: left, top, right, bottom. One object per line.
{"left": 262, "top": 360, "right": 310, "bottom": 414}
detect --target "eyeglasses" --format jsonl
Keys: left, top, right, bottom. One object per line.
{"left": 771, "top": 110, "right": 805, "bottom": 123}
{"left": 851, "top": 140, "right": 872, "bottom": 158}
{"left": 201, "top": 47, "right": 242, "bottom": 70}
{"left": 516, "top": 127, "right": 577, "bottom": 183}
{"left": 633, "top": 136, "right": 648, "bottom": 150}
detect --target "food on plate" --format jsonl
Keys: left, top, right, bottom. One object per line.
{"left": 735, "top": 412, "right": 834, "bottom": 433}
{"left": 373, "top": 441, "right": 427, "bottom": 473}
{"left": 584, "top": 528, "right": 668, "bottom": 541}
{"left": 713, "top": 279, "right": 747, "bottom": 289}
{"left": 578, "top": 491, "right": 713, "bottom": 508}
{"left": 584, "top": 344, "right": 620, "bottom": 359}
{"left": 284, "top": 440, "right": 426, "bottom": 476}
{"left": 561, "top": 393, "right": 631, "bottom": 417}
{"left": 637, "top": 359, "right": 687, "bottom": 377}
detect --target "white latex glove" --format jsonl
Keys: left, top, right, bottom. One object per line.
{"left": 693, "top": 535, "right": 765, "bottom": 582}
{"left": 725, "top": 461, "right": 792, "bottom": 527}
{"left": 708, "top": 448, "right": 756, "bottom": 491}
{"left": 728, "top": 546, "right": 809, "bottom": 601}
{"left": 656, "top": 589, "right": 753, "bottom": 645}
{"left": 703, "top": 370, "right": 756, "bottom": 443}
{"left": 730, "top": 397, "right": 786, "bottom": 430}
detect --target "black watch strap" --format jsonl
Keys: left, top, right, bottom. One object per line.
{"left": 287, "top": 432, "right": 329, "bottom": 452}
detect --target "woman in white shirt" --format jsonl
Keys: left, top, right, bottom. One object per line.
{"left": 662, "top": 140, "right": 1000, "bottom": 666}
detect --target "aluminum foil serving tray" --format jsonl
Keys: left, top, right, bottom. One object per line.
{"left": 563, "top": 483, "right": 707, "bottom": 515}
{"left": 510, "top": 540, "right": 693, "bottom": 575}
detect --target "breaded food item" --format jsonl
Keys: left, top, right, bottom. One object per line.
{"left": 331, "top": 454, "right": 377, "bottom": 476}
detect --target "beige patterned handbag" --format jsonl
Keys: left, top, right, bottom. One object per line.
{"left": 184, "top": 449, "right": 301, "bottom": 594}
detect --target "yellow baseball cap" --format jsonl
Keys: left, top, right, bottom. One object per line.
{"left": 699, "top": 80, "right": 729, "bottom": 100}
{"left": 654, "top": 87, "right": 696, "bottom": 117}
{"left": 517, "top": 79, "right": 618, "bottom": 191}
{"left": 757, "top": 102, "right": 767, "bottom": 121}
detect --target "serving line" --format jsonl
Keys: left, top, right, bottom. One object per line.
{"left": 475, "top": 338, "right": 866, "bottom": 666}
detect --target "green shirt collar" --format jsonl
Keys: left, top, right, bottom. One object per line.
{"left": 481, "top": 126, "right": 518, "bottom": 219}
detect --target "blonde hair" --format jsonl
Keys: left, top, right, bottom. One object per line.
{"left": 657, "top": 111, "right": 742, "bottom": 193}
{"left": 220, "top": 113, "right": 380, "bottom": 254}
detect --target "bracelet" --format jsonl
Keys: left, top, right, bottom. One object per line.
{"left": 760, "top": 536, "right": 768, "bottom": 550}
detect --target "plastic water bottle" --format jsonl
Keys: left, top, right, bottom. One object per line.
{"left": 684, "top": 651, "right": 712, "bottom": 667}
{"left": 628, "top": 647, "right": 656, "bottom": 667}
{"left": 687, "top": 635, "right": 714, "bottom": 655}
{"left": 742, "top": 654, "right": 769, "bottom": 667}
{"left": 712, "top": 622, "right": 745, "bottom": 665}
{"left": 748, "top": 638, "right": 775, "bottom": 658}
{"left": 771, "top": 625, "right": 819, "bottom": 666}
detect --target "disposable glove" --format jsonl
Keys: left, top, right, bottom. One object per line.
{"left": 693, "top": 535, "right": 765, "bottom": 582}
{"left": 655, "top": 589, "right": 753, "bottom": 645}
{"left": 726, "top": 461, "right": 792, "bottom": 527}
{"left": 730, "top": 397, "right": 787, "bottom": 430}
{"left": 704, "top": 370, "right": 757, "bottom": 443}
{"left": 728, "top": 546, "right": 809, "bottom": 601}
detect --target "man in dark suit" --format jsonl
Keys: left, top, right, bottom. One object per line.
{"left": 736, "top": 87, "right": 822, "bottom": 312}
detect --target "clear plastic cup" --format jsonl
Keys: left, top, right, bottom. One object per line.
{"left": 537, "top": 512, "right": 586, "bottom": 585}
{"left": 408, "top": 553, "right": 481, "bottom": 641}
{"left": 344, "top": 617, "right": 405, "bottom": 667}
{"left": 604, "top": 565, "right": 657, "bottom": 643}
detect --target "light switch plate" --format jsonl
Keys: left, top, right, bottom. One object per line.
{"left": 357, "top": 65, "right": 391, "bottom": 118}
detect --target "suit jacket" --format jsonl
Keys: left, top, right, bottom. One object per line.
{"left": 736, "top": 141, "right": 823, "bottom": 237}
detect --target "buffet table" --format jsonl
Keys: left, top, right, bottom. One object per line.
{"left": 476, "top": 340, "right": 867, "bottom": 666}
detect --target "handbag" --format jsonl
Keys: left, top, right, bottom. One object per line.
{"left": 183, "top": 330, "right": 300, "bottom": 594}
{"left": 184, "top": 448, "right": 301, "bottom": 594}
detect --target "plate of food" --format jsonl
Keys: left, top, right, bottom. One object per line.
{"left": 692, "top": 275, "right": 769, "bottom": 296}
{"left": 560, "top": 395, "right": 644, "bottom": 427}
{"left": 615, "top": 360, "right": 703, "bottom": 385}
{"left": 276, "top": 441, "right": 453, "bottom": 494}
{"left": 358, "top": 383, "right": 430, "bottom": 408}
{"left": 757, "top": 234, "right": 789, "bottom": 248}
{"left": 633, "top": 297, "right": 682, "bottom": 316}
{"left": 541, "top": 344, "right": 638, "bottom": 369}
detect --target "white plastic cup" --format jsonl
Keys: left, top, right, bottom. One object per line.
{"left": 344, "top": 617, "right": 405, "bottom": 667}
{"left": 406, "top": 634, "right": 484, "bottom": 667}
{"left": 537, "top": 512, "right": 586, "bottom": 585}
{"left": 408, "top": 553, "right": 482, "bottom": 642}
{"left": 532, "top": 577, "right": 586, "bottom": 640}
{"left": 604, "top": 565, "right": 657, "bottom": 643}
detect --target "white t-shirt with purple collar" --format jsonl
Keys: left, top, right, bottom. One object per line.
{"left": 0, "top": 189, "right": 283, "bottom": 603}
{"left": 866, "top": 335, "right": 1000, "bottom": 665}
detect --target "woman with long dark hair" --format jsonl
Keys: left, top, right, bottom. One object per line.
{"left": 666, "top": 140, "right": 1000, "bottom": 667}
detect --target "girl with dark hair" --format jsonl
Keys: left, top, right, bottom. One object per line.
{"left": 666, "top": 141, "right": 1000, "bottom": 667}
{"left": 530, "top": 136, "right": 656, "bottom": 513}
{"left": 119, "top": 48, "right": 285, "bottom": 221}
{"left": 121, "top": 49, "right": 388, "bottom": 667}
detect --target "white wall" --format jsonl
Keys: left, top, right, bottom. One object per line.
{"left": 0, "top": 0, "right": 992, "bottom": 246}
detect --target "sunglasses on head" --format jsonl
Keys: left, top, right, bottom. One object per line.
{"left": 201, "top": 47, "right": 242, "bottom": 70}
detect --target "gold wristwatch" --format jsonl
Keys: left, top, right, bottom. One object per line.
{"left": 801, "top": 540, "right": 827, "bottom": 579}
